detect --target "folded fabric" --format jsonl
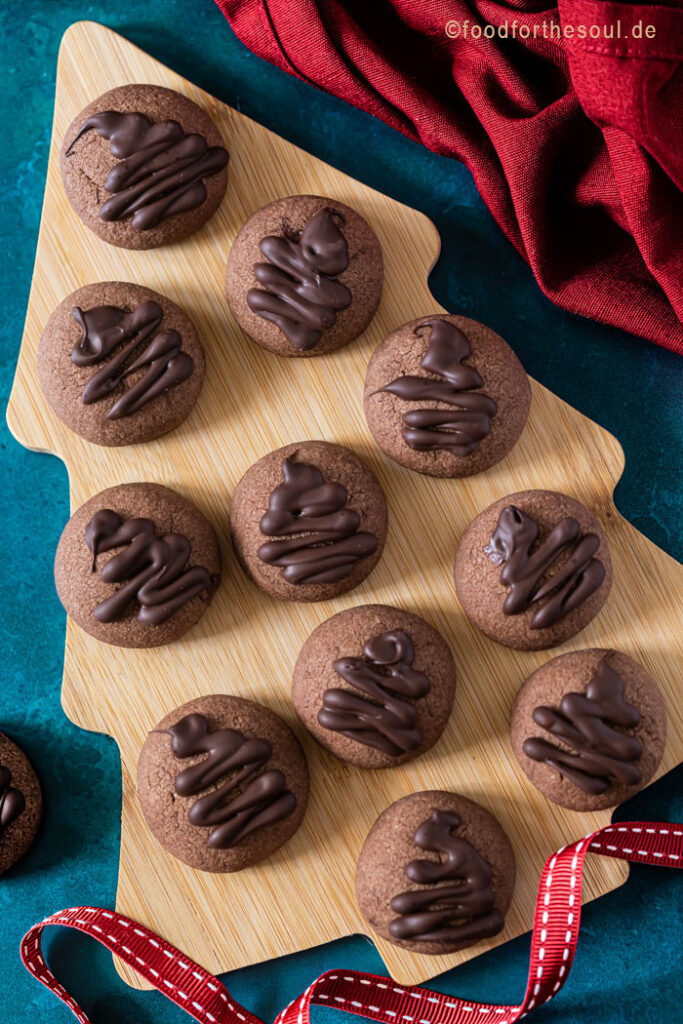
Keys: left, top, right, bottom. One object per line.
{"left": 214, "top": 0, "right": 683, "bottom": 354}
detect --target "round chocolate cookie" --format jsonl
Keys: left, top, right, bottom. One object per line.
{"left": 54, "top": 482, "right": 221, "bottom": 648}
{"left": 0, "top": 732, "right": 42, "bottom": 876}
{"left": 225, "top": 195, "right": 383, "bottom": 357}
{"left": 38, "top": 282, "right": 205, "bottom": 446}
{"left": 364, "top": 315, "right": 530, "bottom": 477}
{"left": 292, "top": 604, "right": 456, "bottom": 768}
{"left": 137, "top": 694, "right": 309, "bottom": 872}
{"left": 61, "top": 85, "right": 229, "bottom": 249}
{"left": 454, "top": 490, "right": 612, "bottom": 650}
{"left": 356, "top": 791, "right": 515, "bottom": 954}
{"left": 511, "top": 649, "right": 666, "bottom": 811}
{"left": 230, "top": 441, "right": 387, "bottom": 601}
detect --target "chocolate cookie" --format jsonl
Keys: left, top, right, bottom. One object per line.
{"left": 61, "top": 85, "right": 229, "bottom": 249}
{"left": 292, "top": 604, "right": 456, "bottom": 768}
{"left": 355, "top": 791, "right": 515, "bottom": 954}
{"left": 230, "top": 441, "right": 387, "bottom": 601}
{"left": 54, "top": 483, "right": 221, "bottom": 648}
{"left": 454, "top": 490, "right": 612, "bottom": 650}
{"left": 511, "top": 649, "right": 666, "bottom": 811}
{"left": 364, "top": 315, "right": 530, "bottom": 477}
{"left": 0, "top": 733, "right": 42, "bottom": 876}
{"left": 137, "top": 694, "right": 309, "bottom": 871}
{"left": 38, "top": 282, "right": 205, "bottom": 446}
{"left": 225, "top": 195, "right": 383, "bottom": 356}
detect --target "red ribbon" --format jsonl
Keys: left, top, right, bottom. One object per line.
{"left": 21, "top": 821, "right": 683, "bottom": 1024}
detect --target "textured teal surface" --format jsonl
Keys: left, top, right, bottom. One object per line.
{"left": 0, "top": 2, "right": 681, "bottom": 1022}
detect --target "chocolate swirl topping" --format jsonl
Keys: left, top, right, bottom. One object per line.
{"left": 484, "top": 505, "right": 605, "bottom": 629}
{"left": 85, "top": 509, "right": 215, "bottom": 626}
{"left": 246, "top": 207, "right": 352, "bottom": 351}
{"left": 389, "top": 810, "right": 503, "bottom": 945}
{"left": 318, "top": 630, "right": 431, "bottom": 756}
{"left": 65, "top": 111, "right": 228, "bottom": 230}
{"left": 71, "top": 300, "right": 193, "bottom": 419}
{"left": 166, "top": 713, "right": 297, "bottom": 848}
{"left": 0, "top": 766, "right": 25, "bottom": 837}
{"left": 382, "top": 319, "right": 498, "bottom": 457}
{"left": 523, "top": 655, "right": 642, "bottom": 795}
{"left": 258, "top": 457, "right": 378, "bottom": 585}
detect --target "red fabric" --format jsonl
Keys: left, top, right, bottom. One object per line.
{"left": 213, "top": 0, "right": 683, "bottom": 354}
{"left": 20, "top": 821, "right": 683, "bottom": 1022}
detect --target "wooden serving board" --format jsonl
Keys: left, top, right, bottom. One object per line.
{"left": 7, "top": 20, "right": 683, "bottom": 990}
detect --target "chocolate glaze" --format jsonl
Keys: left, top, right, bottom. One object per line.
{"left": 72, "top": 300, "right": 193, "bottom": 419}
{"left": 0, "top": 766, "right": 25, "bottom": 837}
{"left": 484, "top": 505, "right": 605, "bottom": 629}
{"left": 523, "top": 655, "right": 642, "bottom": 795}
{"left": 389, "top": 810, "right": 503, "bottom": 945}
{"left": 382, "top": 319, "right": 498, "bottom": 457}
{"left": 258, "top": 456, "right": 378, "bottom": 585}
{"left": 85, "top": 509, "right": 215, "bottom": 626}
{"left": 166, "top": 713, "right": 296, "bottom": 848}
{"left": 318, "top": 630, "right": 431, "bottom": 756}
{"left": 247, "top": 207, "right": 351, "bottom": 350}
{"left": 65, "top": 111, "right": 228, "bottom": 230}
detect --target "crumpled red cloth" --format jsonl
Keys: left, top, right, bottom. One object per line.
{"left": 214, "top": 0, "right": 683, "bottom": 354}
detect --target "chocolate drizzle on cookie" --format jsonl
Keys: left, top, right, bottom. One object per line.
{"left": 65, "top": 111, "right": 228, "bottom": 230}
{"left": 166, "top": 713, "right": 296, "bottom": 848}
{"left": 71, "top": 300, "right": 193, "bottom": 419}
{"left": 523, "top": 655, "right": 642, "bottom": 795}
{"left": 247, "top": 207, "right": 352, "bottom": 351}
{"left": 484, "top": 505, "right": 605, "bottom": 629}
{"left": 382, "top": 319, "right": 498, "bottom": 457}
{"left": 85, "top": 509, "right": 215, "bottom": 626}
{"left": 389, "top": 810, "right": 503, "bottom": 945}
{"left": 318, "top": 630, "right": 430, "bottom": 756}
{"left": 258, "top": 457, "right": 378, "bottom": 584}
{"left": 0, "top": 766, "right": 25, "bottom": 837}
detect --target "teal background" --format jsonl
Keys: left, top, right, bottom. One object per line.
{"left": 0, "top": 1, "right": 681, "bottom": 1021}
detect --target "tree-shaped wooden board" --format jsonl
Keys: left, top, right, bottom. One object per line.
{"left": 7, "top": 21, "right": 682, "bottom": 989}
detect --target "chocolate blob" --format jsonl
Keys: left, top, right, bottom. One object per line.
{"left": 0, "top": 766, "right": 25, "bottom": 837}
{"left": 85, "top": 509, "right": 215, "bottom": 626}
{"left": 319, "top": 629, "right": 431, "bottom": 756}
{"left": 258, "top": 456, "right": 378, "bottom": 584}
{"left": 389, "top": 810, "right": 503, "bottom": 945}
{"left": 523, "top": 654, "right": 643, "bottom": 794}
{"left": 247, "top": 207, "right": 351, "bottom": 351}
{"left": 485, "top": 505, "right": 605, "bottom": 629}
{"left": 382, "top": 319, "right": 498, "bottom": 456}
{"left": 72, "top": 300, "right": 193, "bottom": 419}
{"left": 65, "top": 111, "right": 229, "bottom": 230}
{"left": 167, "top": 713, "right": 297, "bottom": 848}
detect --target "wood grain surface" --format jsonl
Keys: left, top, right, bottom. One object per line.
{"left": 7, "top": 20, "right": 682, "bottom": 990}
